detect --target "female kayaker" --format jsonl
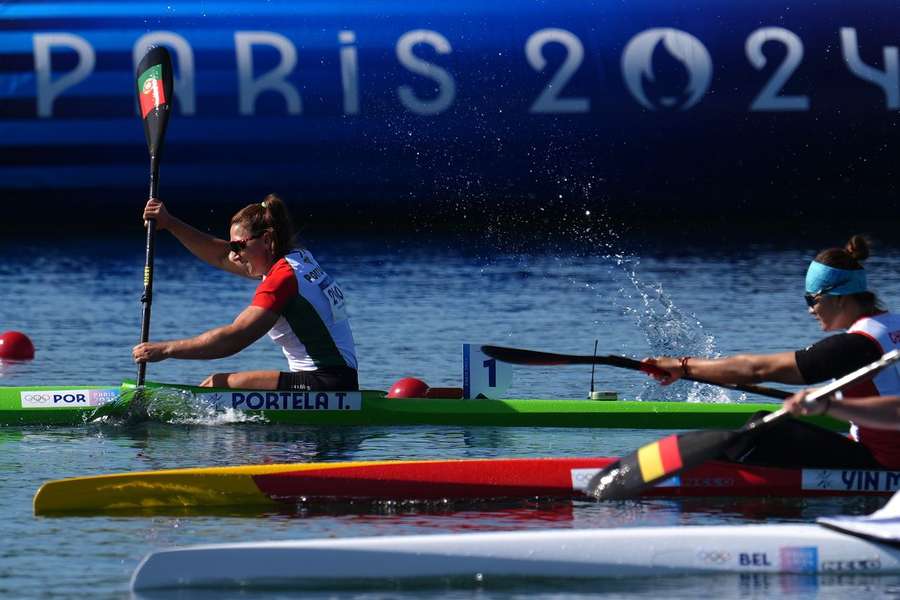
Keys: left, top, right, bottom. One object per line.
{"left": 132, "top": 195, "right": 358, "bottom": 391}
{"left": 644, "top": 235, "right": 900, "bottom": 469}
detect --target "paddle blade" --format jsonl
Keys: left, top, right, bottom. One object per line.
{"left": 481, "top": 345, "right": 590, "bottom": 366}
{"left": 87, "top": 388, "right": 147, "bottom": 424}
{"left": 87, "top": 396, "right": 126, "bottom": 422}
{"left": 480, "top": 345, "right": 662, "bottom": 374}
{"left": 136, "top": 47, "right": 174, "bottom": 158}
{"left": 587, "top": 429, "right": 737, "bottom": 500}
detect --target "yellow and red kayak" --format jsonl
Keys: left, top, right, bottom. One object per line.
{"left": 33, "top": 457, "right": 900, "bottom": 514}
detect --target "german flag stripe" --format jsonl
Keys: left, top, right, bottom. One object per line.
{"left": 637, "top": 435, "right": 683, "bottom": 483}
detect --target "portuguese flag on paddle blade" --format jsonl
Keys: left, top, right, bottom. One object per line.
{"left": 137, "top": 64, "right": 167, "bottom": 119}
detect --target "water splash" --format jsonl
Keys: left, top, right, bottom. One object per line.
{"left": 525, "top": 194, "right": 726, "bottom": 402}
{"left": 556, "top": 197, "right": 724, "bottom": 402}
{"left": 504, "top": 193, "right": 724, "bottom": 402}
{"left": 145, "top": 387, "right": 266, "bottom": 425}
{"left": 598, "top": 254, "right": 727, "bottom": 403}
{"left": 412, "top": 163, "right": 730, "bottom": 402}
{"left": 95, "top": 387, "right": 266, "bottom": 426}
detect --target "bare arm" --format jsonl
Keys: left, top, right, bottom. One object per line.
{"left": 144, "top": 199, "right": 250, "bottom": 278}
{"left": 132, "top": 305, "right": 279, "bottom": 362}
{"left": 785, "top": 391, "right": 900, "bottom": 431}
{"left": 644, "top": 351, "right": 804, "bottom": 385}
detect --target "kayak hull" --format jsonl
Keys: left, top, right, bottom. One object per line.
{"left": 130, "top": 524, "right": 900, "bottom": 590}
{"left": 33, "top": 457, "right": 900, "bottom": 514}
{"left": 0, "top": 380, "right": 845, "bottom": 429}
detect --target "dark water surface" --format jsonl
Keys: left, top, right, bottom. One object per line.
{"left": 2, "top": 233, "right": 899, "bottom": 598}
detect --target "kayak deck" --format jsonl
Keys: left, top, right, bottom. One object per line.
{"left": 0, "top": 380, "right": 845, "bottom": 429}
{"left": 33, "top": 457, "right": 900, "bottom": 514}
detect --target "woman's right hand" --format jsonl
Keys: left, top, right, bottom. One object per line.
{"left": 783, "top": 389, "right": 830, "bottom": 416}
{"left": 143, "top": 198, "right": 172, "bottom": 230}
{"left": 642, "top": 357, "right": 683, "bottom": 385}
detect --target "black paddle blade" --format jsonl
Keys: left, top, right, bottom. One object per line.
{"left": 480, "top": 345, "right": 659, "bottom": 373}
{"left": 481, "top": 345, "right": 591, "bottom": 366}
{"left": 587, "top": 429, "right": 737, "bottom": 500}
{"left": 481, "top": 344, "right": 789, "bottom": 399}
{"left": 136, "top": 47, "right": 174, "bottom": 158}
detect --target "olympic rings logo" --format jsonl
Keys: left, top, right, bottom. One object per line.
{"left": 21, "top": 393, "right": 55, "bottom": 404}
{"left": 683, "top": 477, "right": 736, "bottom": 488}
{"left": 569, "top": 469, "right": 601, "bottom": 489}
{"left": 21, "top": 391, "right": 87, "bottom": 405}
{"left": 697, "top": 550, "right": 731, "bottom": 564}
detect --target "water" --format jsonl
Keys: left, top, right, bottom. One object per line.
{"left": 2, "top": 232, "right": 899, "bottom": 598}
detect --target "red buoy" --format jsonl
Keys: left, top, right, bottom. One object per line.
{"left": 0, "top": 331, "right": 35, "bottom": 360}
{"left": 386, "top": 377, "right": 429, "bottom": 398}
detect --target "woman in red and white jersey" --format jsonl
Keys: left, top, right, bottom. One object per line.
{"left": 132, "top": 194, "right": 358, "bottom": 391}
{"left": 644, "top": 235, "right": 900, "bottom": 469}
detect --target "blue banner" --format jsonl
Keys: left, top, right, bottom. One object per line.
{"left": 1, "top": 0, "right": 897, "bottom": 226}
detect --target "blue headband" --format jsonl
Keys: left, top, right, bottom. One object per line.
{"left": 805, "top": 261, "right": 867, "bottom": 295}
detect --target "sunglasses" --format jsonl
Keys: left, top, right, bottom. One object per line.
{"left": 804, "top": 293, "right": 823, "bottom": 308}
{"left": 228, "top": 231, "right": 266, "bottom": 254}
{"left": 804, "top": 285, "right": 837, "bottom": 308}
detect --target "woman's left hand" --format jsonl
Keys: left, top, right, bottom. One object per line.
{"left": 132, "top": 342, "right": 169, "bottom": 363}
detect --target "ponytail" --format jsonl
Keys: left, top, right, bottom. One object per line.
{"left": 231, "top": 193, "right": 299, "bottom": 259}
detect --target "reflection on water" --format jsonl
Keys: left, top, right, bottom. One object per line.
{"left": 67, "top": 423, "right": 661, "bottom": 468}
{"left": 128, "top": 573, "right": 900, "bottom": 600}
{"left": 130, "top": 573, "right": 900, "bottom": 599}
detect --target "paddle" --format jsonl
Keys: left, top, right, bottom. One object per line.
{"left": 89, "top": 48, "right": 174, "bottom": 423}
{"left": 586, "top": 349, "right": 900, "bottom": 500}
{"left": 481, "top": 345, "right": 792, "bottom": 400}
{"left": 136, "top": 46, "right": 174, "bottom": 386}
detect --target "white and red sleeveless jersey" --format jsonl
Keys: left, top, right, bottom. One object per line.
{"left": 251, "top": 249, "right": 357, "bottom": 372}
{"left": 846, "top": 312, "right": 900, "bottom": 467}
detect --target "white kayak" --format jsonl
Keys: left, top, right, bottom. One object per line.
{"left": 131, "top": 520, "right": 900, "bottom": 590}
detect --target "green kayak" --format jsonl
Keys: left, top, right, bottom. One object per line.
{"left": 0, "top": 380, "right": 843, "bottom": 429}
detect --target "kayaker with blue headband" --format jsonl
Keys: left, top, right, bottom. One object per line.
{"left": 643, "top": 235, "right": 900, "bottom": 470}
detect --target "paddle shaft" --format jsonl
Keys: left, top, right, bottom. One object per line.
{"left": 582, "top": 354, "right": 789, "bottom": 399}
{"left": 481, "top": 346, "right": 791, "bottom": 400}
{"left": 136, "top": 154, "right": 159, "bottom": 386}
{"left": 134, "top": 46, "right": 173, "bottom": 387}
